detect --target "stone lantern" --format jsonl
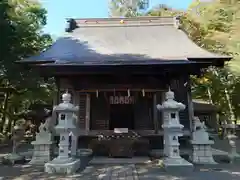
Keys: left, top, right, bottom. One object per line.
{"left": 156, "top": 88, "right": 193, "bottom": 171}
{"left": 3, "top": 123, "right": 25, "bottom": 164}
{"left": 227, "top": 132, "right": 240, "bottom": 162}
{"left": 45, "top": 91, "right": 80, "bottom": 174}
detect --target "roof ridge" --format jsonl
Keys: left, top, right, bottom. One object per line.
{"left": 73, "top": 16, "right": 174, "bottom": 21}
{"left": 66, "top": 16, "right": 180, "bottom": 30}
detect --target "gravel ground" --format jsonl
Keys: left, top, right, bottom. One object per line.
{"left": 0, "top": 138, "right": 239, "bottom": 180}
{"left": 0, "top": 163, "right": 240, "bottom": 180}
{"left": 135, "top": 163, "right": 240, "bottom": 180}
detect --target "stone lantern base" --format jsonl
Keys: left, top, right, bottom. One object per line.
{"left": 29, "top": 141, "right": 53, "bottom": 165}
{"left": 162, "top": 156, "right": 193, "bottom": 172}
{"left": 2, "top": 153, "right": 25, "bottom": 165}
{"left": 190, "top": 140, "right": 217, "bottom": 164}
{"left": 44, "top": 157, "right": 80, "bottom": 174}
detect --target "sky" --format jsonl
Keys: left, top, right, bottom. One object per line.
{"left": 40, "top": 0, "right": 193, "bottom": 37}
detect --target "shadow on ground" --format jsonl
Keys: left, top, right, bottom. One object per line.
{"left": 0, "top": 139, "right": 240, "bottom": 179}
{"left": 135, "top": 163, "right": 240, "bottom": 180}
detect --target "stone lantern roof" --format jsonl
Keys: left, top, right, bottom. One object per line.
{"left": 157, "top": 89, "right": 185, "bottom": 110}
{"left": 53, "top": 91, "right": 78, "bottom": 112}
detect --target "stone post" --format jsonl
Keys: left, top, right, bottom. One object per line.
{"left": 45, "top": 91, "right": 80, "bottom": 174}
{"left": 227, "top": 133, "right": 240, "bottom": 162}
{"left": 156, "top": 88, "right": 193, "bottom": 171}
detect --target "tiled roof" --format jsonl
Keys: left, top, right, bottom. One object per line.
{"left": 193, "top": 99, "right": 218, "bottom": 112}
{"left": 24, "top": 16, "right": 229, "bottom": 64}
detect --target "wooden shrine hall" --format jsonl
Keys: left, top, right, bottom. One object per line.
{"left": 21, "top": 16, "right": 230, "bottom": 156}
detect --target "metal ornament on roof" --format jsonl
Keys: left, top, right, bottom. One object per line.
{"left": 65, "top": 18, "right": 78, "bottom": 32}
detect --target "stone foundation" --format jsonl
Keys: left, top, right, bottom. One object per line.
{"left": 45, "top": 158, "right": 80, "bottom": 174}
{"left": 162, "top": 157, "right": 194, "bottom": 172}
{"left": 191, "top": 141, "right": 216, "bottom": 164}
{"left": 29, "top": 143, "right": 52, "bottom": 165}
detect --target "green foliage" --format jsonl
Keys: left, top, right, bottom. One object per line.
{"left": 187, "top": 0, "right": 240, "bottom": 72}
{"left": 109, "top": 0, "right": 146, "bottom": 17}
{"left": 114, "top": 0, "right": 240, "bottom": 121}
{"left": 147, "top": 4, "right": 180, "bottom": 16}
{"left": 0, "top": 0, "right": 56, "bottom": 133}
{"left": 185, "top": 0, "right": 240, "bottom": 121}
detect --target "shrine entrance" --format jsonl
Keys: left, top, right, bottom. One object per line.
{"left": 109, "top": 96, "right": 135, "bottom": 130}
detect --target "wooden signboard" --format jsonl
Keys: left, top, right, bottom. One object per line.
{"left": 109, "top": 96, "right": 135, "bottom": 105}
{"left": 114, "top": 128, "right": 129, "bottom": 134}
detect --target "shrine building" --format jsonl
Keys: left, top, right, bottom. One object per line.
{"left": 21, "top": 16, "right": 230, "bottom": 152}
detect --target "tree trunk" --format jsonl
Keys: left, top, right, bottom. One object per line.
{"left": 224, "top": 88, "right": 236, "bottom": 124}
{"left": 6, "top": 107, "right": 14, "bottom": 134}
{"left": 207, "top": 87, "right": 213, "bottom": 104}
{"left": 0, "top": 92, "right": 9, "bottom": 133}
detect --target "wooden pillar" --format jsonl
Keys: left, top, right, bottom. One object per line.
{"left": 79, "top": 94, "right": 87, "bottom": 129}
{"left": 73, "top": 90, "right": 80, "bottom": 122}
{"left": 85, "top": 94, "right": 91, "bottom": 131}
{"left": 161, "top": 91, "right": 166, "bottom": 127}
{"left": 186, "top": 81, "right": 194, "bottom": 134}
{"left": 72, "top": 90, "right": 78, "bottom": 106}
{"left": 71, "top": 90, "right": 79, "bottom": 156}
{"left": 51, "top": 78, "right": 60, "bottom": 132}
{"left": 153, "top": 93, "right": 158, "bottom": 134}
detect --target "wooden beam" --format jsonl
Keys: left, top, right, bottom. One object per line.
{"left": 85, "top": 94, "right": 91, "bottom": 131}
{"left": 76, "top": 89, "right": 166, "bottom": 93}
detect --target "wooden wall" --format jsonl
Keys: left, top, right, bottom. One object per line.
{"left": 57, "top": 75, "right": 191, "bottom": 131}
{"left": 90, "top": 95, "right": 109, "bottom": 130}
{"left": 170, "top": 75, "right": 191, "bottom": 129}
{"left": 133, "top": 95, "right": 154, "bottom": 130}
{"left": 89, "top": 93, "right": 155, "bottom": 130}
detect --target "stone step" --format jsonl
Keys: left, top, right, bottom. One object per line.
{"left": 98, "top": 164, "right": 139, "bottom": 180}
{"left": 90, "top": 157, "right": 150, "bottom": 165}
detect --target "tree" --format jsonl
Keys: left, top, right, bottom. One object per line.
{"left": 185, "top": 0, "right": 240, "bottom": 123}
{"left": 108, "top": 0, "right": 240, "bottom": 124}
{"left": 0, "top": 0, "right": 55, "bottom": 134}
{"left": 186, "top": 0, "right": 240, "bottom": 73}
{"left": 147, "top": 4, "right": 181, "bottom": 16}
{"left": 109, "top": 0, "right": 149, "bottom": 17}
{"left": 136, "top": 0, "right": 240, "bottom": 123}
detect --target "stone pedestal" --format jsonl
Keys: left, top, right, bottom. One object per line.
{"left": 190, "top": 117, "right": 216, "bottom": 164}
{"left": 29, "top": 123, "right": 53, "bottom": 165}
{"left": 2, "top": 153, "right": 25, "bottom": 165}
{"left": 30, "top": 143, "right": 52, "bottom": 165}
{"left": 190, "top": 141, "right": 216, "bottom": 164}
{"left": 45, "top": 157, "right": 80, "bottom": 174}
{"left": 44, "top": 91, "right": 80, "bottom": 174}
{"left": 157, "top": 89, "right": 193, "bottom": 172}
